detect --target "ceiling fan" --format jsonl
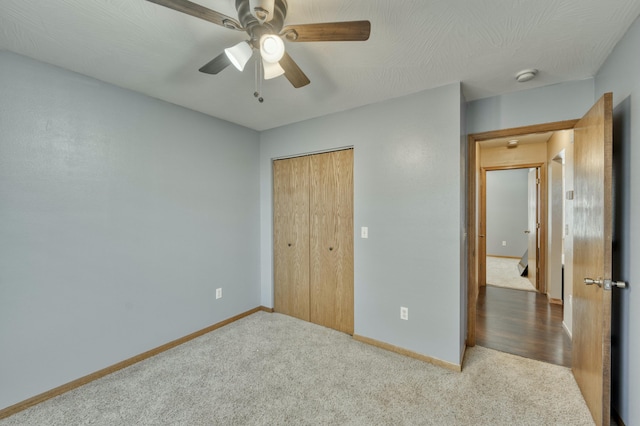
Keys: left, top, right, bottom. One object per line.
{"left": 146, "top": 0, "right": 371, "bottom": 94}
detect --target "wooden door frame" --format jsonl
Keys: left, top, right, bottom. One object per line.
{"left": 467, "top": 120, "right": 579, "bottom": 346}
{"left": 480, "top": 164, "right": 546, "bottom": 292}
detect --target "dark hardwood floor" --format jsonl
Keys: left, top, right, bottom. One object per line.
{"left": 476, "top": 285, "right": 572, "bottom": 367}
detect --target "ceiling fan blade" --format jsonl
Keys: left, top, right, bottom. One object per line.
{"left": 199, "top": 52, "right": 231, "bottom": 74}
{"left": 146, "top": 0, "right": 243, "bottom": 30}
{"left": 279, "top": 52, "right": 310, "bottom": 88}
{"left": 281, "top": 21, "right": 371, "bottom": 42}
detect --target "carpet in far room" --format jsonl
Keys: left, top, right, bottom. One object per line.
{"left": 486, "top": 256, "right": 536, "bottom": 292}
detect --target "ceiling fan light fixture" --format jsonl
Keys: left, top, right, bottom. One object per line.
{"left": 225, "top": 41, "right": 253, "bottom": 71}
{"left": 263, "top": 59, "right": 285, "bottom": 80}
{"left": 260, "top": 34, "right": 285, "bottom": 63}
{"left": 147, "top": 0, "right": 372, "bottom": 92}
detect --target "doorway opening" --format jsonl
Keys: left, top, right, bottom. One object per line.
{"left": 466, "top": 94, "right": 616, "bottom": 426}
{"left": 467, "top": 120, "right": 577, "bottom": 366}
{"left": 482, "top": 166, "right": 542, "bottom": 293}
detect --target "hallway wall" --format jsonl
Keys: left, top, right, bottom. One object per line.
{"left": 546, "top": 130, "right": 574, "bottom": 332}
{"left": 485, "top": 169, "right": 529, "bottom": 257}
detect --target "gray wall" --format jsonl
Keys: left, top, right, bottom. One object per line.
{"left": 0, "top": 52, "right": 261, "bottom": 410}
{"left": 485, "top": 169, "right": 529, "bottom": 257}
{"left": 594, "top": 15, "right": 640, "bottom": 425}
{"left": 467, "top": 79, "right": 595, "bottom": 134}
{"left": 260, "top": 83, "right": 464, "bottom": 365}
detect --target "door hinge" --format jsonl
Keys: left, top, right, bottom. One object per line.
{"left": 536, "top": 178, "right": 540, "bottom": 185}
{"left": 536, "top": 222, "right": 540, "bottom": 229}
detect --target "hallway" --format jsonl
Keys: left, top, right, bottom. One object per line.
{"left": 476, "top": 285, "right": 572, "bottom": 367}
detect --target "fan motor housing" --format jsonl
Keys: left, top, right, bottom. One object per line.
{"left": 236, "top": 0, "right": 287, "bottom": 39}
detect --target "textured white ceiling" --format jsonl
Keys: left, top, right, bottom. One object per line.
{"left": 1, "top": 0, "right": 639, "bottom": 131}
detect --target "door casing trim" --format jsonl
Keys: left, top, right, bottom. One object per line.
{"left": 480, "top": 164, "right": 545, "bottom": 292}
{"left": 466, "top": 120, "right": 579, "bottom": 347}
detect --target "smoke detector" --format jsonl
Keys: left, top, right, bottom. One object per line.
{"left": 516, "top": 69, "right": 538, "bottom": 83}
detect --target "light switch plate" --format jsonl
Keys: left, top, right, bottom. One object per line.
{"left": 361, "top": 226, "right": 368, "bottom": 239}
{"left": 400, "top": 307, "right": 408, "bottom": 320}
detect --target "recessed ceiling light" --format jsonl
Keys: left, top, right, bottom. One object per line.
{"left": 515, "top": 69, "right": 538, "bottom": 83}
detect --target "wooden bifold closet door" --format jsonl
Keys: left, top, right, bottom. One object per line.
{"left": 273, "top": 149, "right": 354, "bottom": 334}
{"left": 273, "top": 155, "right": 310, "bottom": 322}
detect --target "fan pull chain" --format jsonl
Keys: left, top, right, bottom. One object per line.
{"left": 254, "top": 58, "right": 264, "bottom": 103}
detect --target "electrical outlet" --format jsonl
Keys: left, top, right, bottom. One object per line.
{"left": 502, "top": 241, "right": 507, "bottom": 246}
{"left": 216, "top": 288, "right": 222, "bottom": 299}
{"left": 400, "top": 306, "right": 408, "bottom": 320}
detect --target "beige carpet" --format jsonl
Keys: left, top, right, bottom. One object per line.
{"left": 486, "top": 256, "right": 537, "bottom": 292}
{"left": 0, "top": 312, "right": 593, "bottom": 425}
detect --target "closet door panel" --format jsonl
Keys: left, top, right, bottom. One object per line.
{"left": 309, "top": 149, "right": 354, "bottom": 334}
{"left": 273, "top": 156, "right": 310, "bottom": 321}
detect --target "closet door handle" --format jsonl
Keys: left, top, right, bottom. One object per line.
{"left": 329, "top": 247, "right": 334, "bottom": 251}
{"left": 288, "top": 243, "right": 292, "bottom": 247}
